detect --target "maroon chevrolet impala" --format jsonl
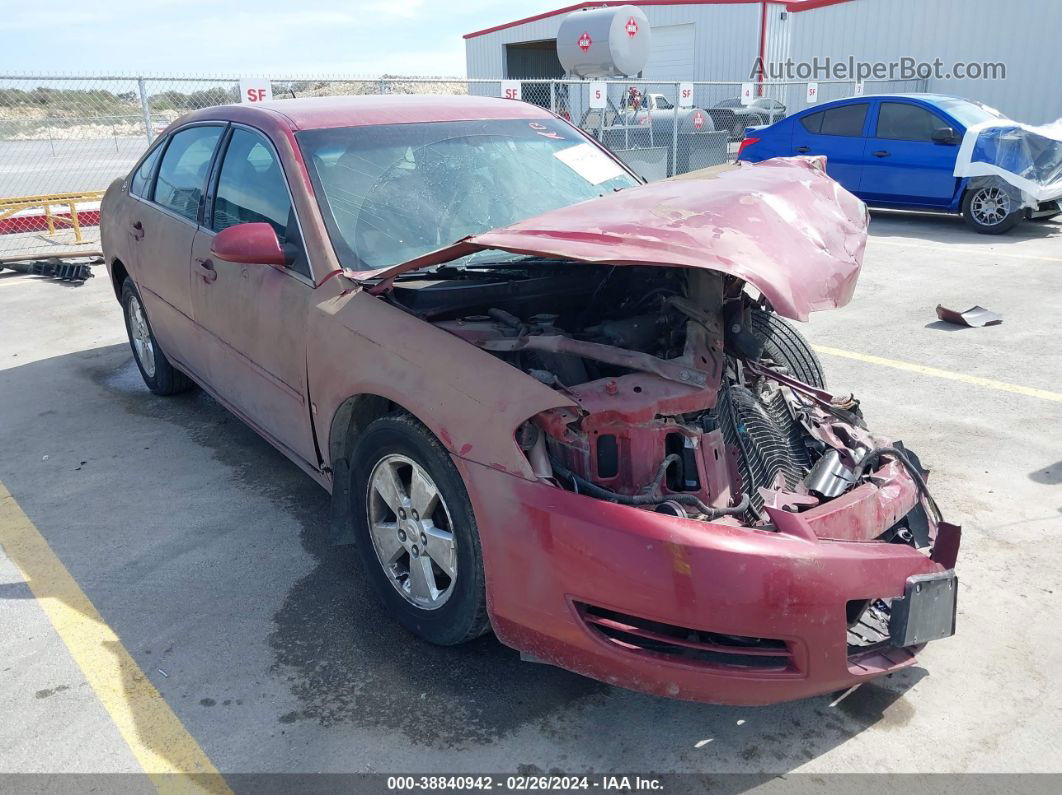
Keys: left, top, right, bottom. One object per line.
{"left": 100, "top": 95, "right": 959, "bottom": 705}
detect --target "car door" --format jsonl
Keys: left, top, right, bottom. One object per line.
{"left": 860, "top": 100, "right": 961, "bottom": 207}
{"left": 127, "top": 124, "right": 225, "bottom": 375}
{"left": 790, "top": 102, "right": 870, "bottom": 192}
{"left": 188, "top": 125, "right": 319, "bottom": 467}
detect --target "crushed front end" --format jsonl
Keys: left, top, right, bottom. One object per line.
{"left": 376, "top": 158, "right": 960, "bottom": 704}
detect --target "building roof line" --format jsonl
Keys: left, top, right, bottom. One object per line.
{"left": 463, "top": 0, "right": 856, "bottom": 40}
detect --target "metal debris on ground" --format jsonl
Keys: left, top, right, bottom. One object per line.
{"left": 2, "top": 259, "right": 97, "bottom": 282}
{"left": 935, "top": 304, "right": 1003, "bottom": 328}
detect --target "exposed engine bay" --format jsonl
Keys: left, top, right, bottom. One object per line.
{"left": 387, "top": 258, "right": 942, "bottom": 536}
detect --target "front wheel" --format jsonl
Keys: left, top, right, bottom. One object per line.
{"left": 350, "top": 414, "right": 489, "bottom": 646}
{"left": 962, "top": 184, "right": 1023, "bottom": 234}
{"left": 120, "top": 279, "right": 194, "bottom": 395}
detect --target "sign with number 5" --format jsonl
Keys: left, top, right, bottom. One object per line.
{"left": 588, "top": 81, "right": 606, "bottom": 109}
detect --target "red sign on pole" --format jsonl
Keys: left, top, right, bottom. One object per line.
{"left": 625, "top": 17, "right": 638, "bottom": 37}
{"left": 693, "top": 111, "right": 704, "bottom": 130}
{"left": 578, "top": 32, "right": 592, "bottom": 51}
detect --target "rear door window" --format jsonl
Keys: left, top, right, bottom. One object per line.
{"left": 800, "top": 111, "right": 824, "bottom": 134}
{"left": 801, "top": 104, "right": 868, "bottom": 136}
{"left": 212, "top": 128, "right": 309, "bottom": 277}
{"left": 875, "top": 103, "right": 944, "bottom": 141}
{"left": 154, "top": 126, "right": 223, "bottom": 222}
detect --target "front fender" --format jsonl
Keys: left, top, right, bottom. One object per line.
{"left": 309, "top": 289, "right": 575, "bottom": 478}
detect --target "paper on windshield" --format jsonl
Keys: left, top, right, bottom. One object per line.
{"left": 554, "top": 142, "right": 626, "bottom": 185}
{"left": 954, "top": 118, "right": 1062, "bottom": 208}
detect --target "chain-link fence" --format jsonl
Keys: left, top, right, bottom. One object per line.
{"left": 0, "top": 73, "right": 924, "bottom": 263}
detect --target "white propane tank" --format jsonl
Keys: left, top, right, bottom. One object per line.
{"left": 557, "top": 5, "right": 651, "bottom": 78}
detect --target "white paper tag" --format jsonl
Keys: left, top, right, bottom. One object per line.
{"left": 854, "top": 81, "right": 865, "bottom": 96}
{"left": 740, "top": 83, "right": 755, "bottom": 105}
{"left": 806, "top": 82, "right": 819, "bottom": 104}
{"left": 554, "top": 142, "right": 625, "bottom": 185}
{"left": 501, "top": 80, "right": 522, "bottom": 100}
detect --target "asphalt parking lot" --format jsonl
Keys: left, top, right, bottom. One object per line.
{"left": 1, "top": 212, "right": 1061, "bottom": 787}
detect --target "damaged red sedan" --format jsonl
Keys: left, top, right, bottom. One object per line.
{"left": 101, "top": 96, "right": 959, "bottom": 705}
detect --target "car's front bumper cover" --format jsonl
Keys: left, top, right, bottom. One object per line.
{"left": 457, "top": 458, "right": 956, "bottom": 706}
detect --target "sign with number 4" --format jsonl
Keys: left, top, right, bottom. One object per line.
{"left": 678, "top": 82, "right": 693, "bottom": 108}
{"left": 740, "top": 83, "right": 754, "bottom": 106}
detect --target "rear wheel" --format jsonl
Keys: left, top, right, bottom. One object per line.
{"left": 121, "top": 279, "right": 194, "bottom": 395}
{"left": 749, "top": 306, "right": 826, "bottom": 389}
{"left": 350, "top": 414, "right": 489, "bottom": 646}
{"left": 962, "top": 184, "right": 1023, "bottom": 234}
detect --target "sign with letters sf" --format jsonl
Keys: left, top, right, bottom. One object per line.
{"left": 239, "top": 79, "right": 272, "bottom": 104}
{"left": 678, "top": 82, "right": 693, "bottom": 107}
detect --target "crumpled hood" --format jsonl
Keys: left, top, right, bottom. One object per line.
{"left": 348, "top": 156, "right": 868, "bottom": 321}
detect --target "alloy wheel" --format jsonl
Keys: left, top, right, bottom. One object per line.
{"left": 366, "top": 454, "right": 457, "bottom": 610}
{"left": 971, "top": 187, "right": 1011, "bottom": 227}
{"left": 127, "top": 294, "right": 155, "bottom": 378}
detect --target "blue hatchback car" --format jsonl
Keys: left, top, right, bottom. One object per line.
{"left": 737, "top": 93, "right": 1061, "bottom": 234}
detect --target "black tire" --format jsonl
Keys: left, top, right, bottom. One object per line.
{"left": 962, "top": 184, "right": 1023, "bottom": 234}
{"left": 120, "top": 278, "right": 194, "bottom": 396}
{"left": 749, "top": 306, "right": 826, "bottom": 389}
{"left": 350, "top": 414, "right": 489, "bottom": 646}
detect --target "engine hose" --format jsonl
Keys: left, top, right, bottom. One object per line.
{"left": 853, "top": 445, "right": 944, "bottom": 524}
{"left": 551, "top": 459, "right": 751, "bottom": 519}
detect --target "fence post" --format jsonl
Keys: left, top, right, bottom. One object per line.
{"left": 550, "top": 81, "right": 556, "bottom": 114}
{"left": 137, "top": 77, "right": 154, "bottom": 145}
{"left": 670, "top": 82, "right": 680, "bottom": 177}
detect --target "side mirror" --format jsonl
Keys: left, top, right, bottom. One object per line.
{"left": 932, "top": 126, "right": 959, "bottom": 145}
{"left": 210, "top": 222, "right": 286, "bottom": 266}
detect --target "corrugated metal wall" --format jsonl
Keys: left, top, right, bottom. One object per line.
{"left": 467, "top": 0, "right": 1061, "bottom": 125}
{"left": 781, "top": 0, "right": 1061, "bottom": 124}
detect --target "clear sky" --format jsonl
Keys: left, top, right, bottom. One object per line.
{"left": 0, "top": 0, "right": 563, "bottom": 77}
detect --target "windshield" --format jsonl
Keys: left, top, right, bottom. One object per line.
{"left": 935, "top": 98, "right": 1006, "bottom": 128}
{"left": 297, "top": 118, "right": 639, "bottom": 270}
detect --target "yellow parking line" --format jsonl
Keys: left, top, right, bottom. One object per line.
{"left": 0, "top": 482, "right": 230, "bottom": 794}
{"left": 814, "top": 345, "right": 1062, "bottom": 403}
{"left": 871, "top": 238, "right": 1062, "bottom": 263}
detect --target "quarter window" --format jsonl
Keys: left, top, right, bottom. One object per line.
{"left": 875, "top": 103, "right": 944, "bottom": 141}
{"left": 801, "top": 104, "right": 868, "bottom": 136}
{"left": 154, "top": 126, "right": 223, "bottom": 221}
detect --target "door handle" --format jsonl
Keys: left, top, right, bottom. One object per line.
{"left": 872, "top": 150, "right": 890, "bottom": 158}
{"left": 796, "top": 146, "right": 810, "bottom": 153}
{"left": 194, "top": 257, "right": 217, "bottom": 284}
{"left": 130, "top": 221, "right": 144, "bottom": 241}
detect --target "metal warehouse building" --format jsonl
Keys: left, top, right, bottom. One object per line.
{"left": 465, "top": 0, "right": 1062, "bottom": 124}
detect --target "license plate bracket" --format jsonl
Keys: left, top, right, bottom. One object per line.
{"left": 889, "top": 571, "right": 957, "bottom": 647}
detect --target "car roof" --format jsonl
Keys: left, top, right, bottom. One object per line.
{"left": 182, "top": 95, "right": 558, "bottom": 131}
{"left": 796, "top": 93, "right": 970, "bottom": 114}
